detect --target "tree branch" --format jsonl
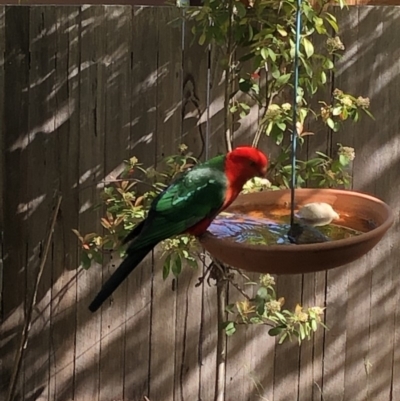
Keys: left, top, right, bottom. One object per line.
{"left": 6, "top": 193, "right": 62, "bottom": 401}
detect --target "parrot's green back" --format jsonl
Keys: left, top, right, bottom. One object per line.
{"left": 133, "top": 154, "right": 228, "bottom": 248}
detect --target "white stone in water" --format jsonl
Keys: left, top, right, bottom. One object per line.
{"left": 296, "top": 202, "right": 340, "bottom": 226}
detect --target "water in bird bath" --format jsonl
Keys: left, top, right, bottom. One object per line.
{"left": 209, "top": 205, "right": 376, "bottom": 246}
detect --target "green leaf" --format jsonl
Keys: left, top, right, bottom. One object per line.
{"left": 81, "top": 251, "right": 92, "bottom": 269}
{"left": 325, "top": 13, "right": 339, "bottom": 33}
{"left": 305, "top": 322, "right": 311, "bottom": 336}
{"left": 186, "top": 257, "right": 198, "bottom": 269}
{"left": 239, "top": 78, "right": 253, "bottom": 93}
{"left": 315, "top": 23, "right": 327, "bottom": 35}
{"left": 311, "top": 319, "right": 318, "bottom": 332}
{"left": 198, "top": 32, "right": 206, "bottom": 46}
{"left": 313, "top": 16, "right": 324, "bottom": 27}
{"left": 277, "top": 25, "right": 287, "bottom": 37}
{"left": 332, "top": 106, "right": 342, "bottom": 116}
{"left": 255, "top": 297, "right": 266, "bottom": 315}
{"left": 300, "top": 56, "right": 313, "bottom": 78}
{"left": 163, "top": 254, "right": 171, "bottom": 280}
{"left": 235, "top": 1, "right": 246, "bottom": 18}
{"left": 267, "top": 48, "right": 277, "bottom": 62}
{"left": 275, "top": 311, "right": 287, "bottom": 323}
{"left": 278, "top": 332, "right": 288, "bottom": 344}
{"left": 323, "top": 58, "right": 334, "bottom": 70}
{"left": 252, "top": 83, "right": 260, "bottom": 94}
{"left": 339, "top": 154, "right": 349, "bottom": 166}
{"left": 326, "top": 118, "right": 335, "bottom": 130}
{"left": 172, "top": 255, "right": 182, "bottom": 277}
{"left": 282, "top": 175, "right": 290, "bottom": 188}
{"left": 275, "top": 131, "right": 284, "bottom": 145}
{"left": 271, "top": 68, "right": 281, "bottom": 79}
{"left": 257, "top": 286, "right": 269, "bottom": 299}
{"left": 276, "top": 121, "right": 286, "bottom": 131}
{"left": 248, "top": 24, "right": 254, "bottom": 40}
{"left": 268, "top": 327, "right": 283, "bottom": 336}
{"left": 275, "top": 73, "right": 291, "bottom": 86}
{"left": 224, "top": 321, "right": 236, "bottom": 336}
{"left": 299, "top": 107, "right": 308, "bottom": 122}
{"left": 303, "top": 37, "right": 314, "bottom": 58}
{"left": 363, "top": 108, "right": 375, "bottom": 120}
{"left": 299, "top": 324, "right": 306, "bottom": 340}
{"left": 250, "top": 317, "right": 263, "bottom": 324}
{"left": 321, "top": 71, "right": 327, "bottom": 84}
{"left": 261, "top": 47, "right": 268, "bottom": 60}
{"left": 92, "top": 251, "right": 103, "bottom": 264}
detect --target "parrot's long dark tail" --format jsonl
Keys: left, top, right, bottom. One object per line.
{"left": 88, "top": 244, "right": 155, "bottom": 312}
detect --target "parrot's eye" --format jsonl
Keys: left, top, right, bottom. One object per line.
{"left": 249, "top": 161, "right": 257, "bottom": 167}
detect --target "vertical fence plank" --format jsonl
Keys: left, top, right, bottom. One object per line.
{"left": 333, "top": 8, "right": 377, "bottom": 401}
{"left": 0, "top": 5, "right": 4, "bottom": 317}
{"left": 323, "top": 265, "right": 348, "bottom": 401}
{"left": 348, "top": 7, "right": 400, "bottom": 401}
{"left": 21, "top": 7, "right": 58, "bottom": 401}
{"left": 196, "top": 42, "right": 224, "bottom": 401}
{"left": 149, "top": 7, "right": 182, "bottom": 401}
{"left": 320, "top": 7, "right": 357, "bottom": 401}
{"left": 198, "top": 259, "right": 218, "bottom": 401}
{"left": 383, "top": 10, "right": 400, "bottom": 401}
{"left": 154, "top": 6, "right": 182, "bottom": 160}
{"left": 173, "top": 15, "right": 208, "bottom": 401}
{"left": 122, "top": 6, "right": 158, "bottom": 400}
{"left": 272, "top": 275, "right": 302, "bottom": 401}
{"left": 0, "top": 6, "right": 30, "bottom": 400}
{"left": 182, "top": 18, "right": 208, "bottom": 160}
{"left": 97, "top": 6, "right": 132, "bottom": 401}
{"left": 0, "top": 6, "right": 3, "bottom": 390}
{"left": 299, "top": 29, "right": 333, "bottom": 401}
{"left": 208, "top": 46, "right": 227, "bottom": 156}
{"left": 174, "top": 268, "right": 203, "bottom": 401}
{"left": 74, "top": 6, "right": 106, "bottom": 401}
{"left": 200, "top": 75, "right": 227, "bottom": 401}
{"left": 48, "top": 6, "right": 81, "bottom": 401}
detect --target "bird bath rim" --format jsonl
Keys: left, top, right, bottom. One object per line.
{"left": 199, "top": 188, "right": 394, "bottom": 274}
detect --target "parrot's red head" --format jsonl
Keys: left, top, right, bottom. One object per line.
{"left": 226, "top": 146, "right": 268, "bottom": 183}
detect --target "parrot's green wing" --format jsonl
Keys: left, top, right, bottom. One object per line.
{"left": 131, "top": 161, "right": 227, "bottom": 249}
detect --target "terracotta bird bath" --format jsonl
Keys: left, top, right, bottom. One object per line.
{"left": 199, "top": 189, "right": 394, "bottom": 274}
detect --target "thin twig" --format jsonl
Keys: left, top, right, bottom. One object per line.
{"left": 230, "top": 266, "right": 252, "bottom": 282}
{"left": 212, "top": 261, "right": 251, "bottom": 300}
{"left": 195, "top": 262, "right": 214, "bottom": 287}
{"left": 229, "top": 280, "right": 251, "bottom": 300}
{"left": 252, "top": 91, "right": 278, "bottom": 148}
{"left": 6, "top": 194, "right": 62, "bottom": 401}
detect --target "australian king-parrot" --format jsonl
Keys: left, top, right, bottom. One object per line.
{"left": 89, "top": 146, "right": 268, "bottom": 312}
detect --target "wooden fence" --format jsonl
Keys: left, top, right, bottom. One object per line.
{"left": 1, "top": 1, "right": 400, "bottom": 7}
{"left": 0, "top": 5, "right": 399, "bottom": 401}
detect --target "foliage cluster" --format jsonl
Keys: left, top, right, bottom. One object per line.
{"left": 77, "top": 0, "right": 373, "bottom": 344}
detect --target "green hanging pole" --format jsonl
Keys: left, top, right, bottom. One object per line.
{"left": 290, "top": 0, "right": 302, "bottom": 227}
